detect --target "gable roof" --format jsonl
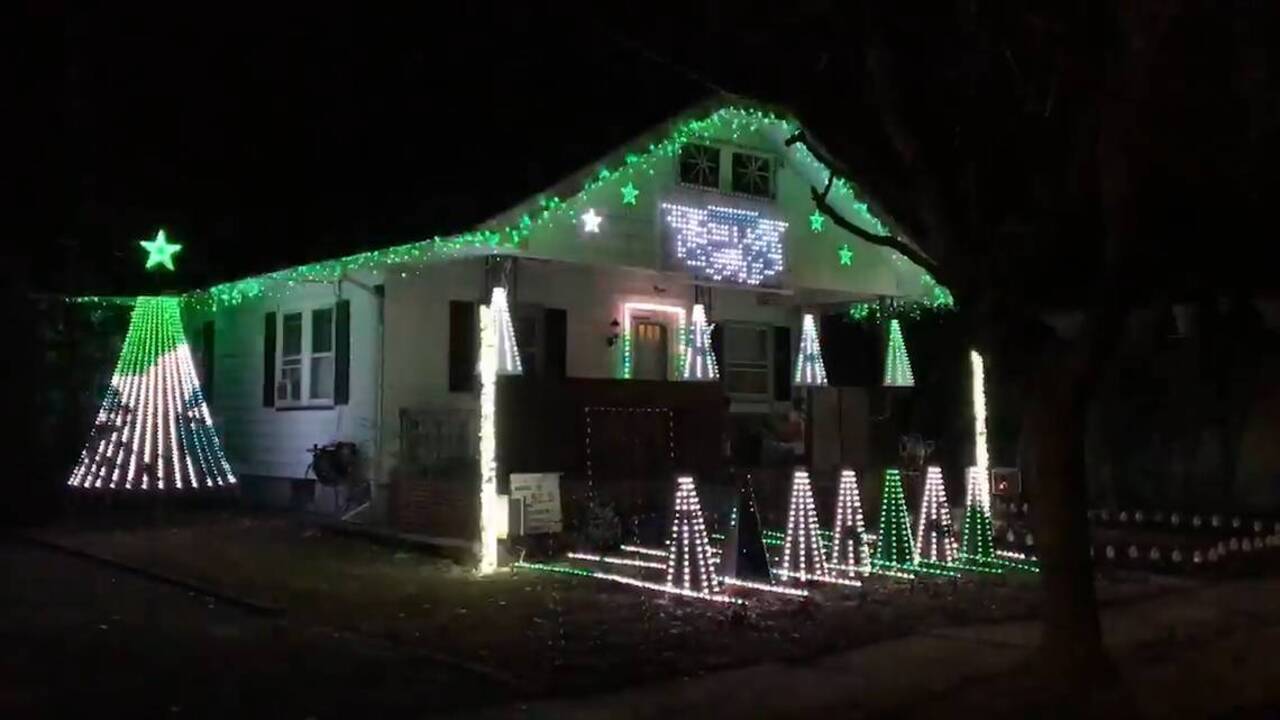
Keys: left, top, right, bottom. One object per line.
{"left": 156, "top": 96, "right": 943, "bottom": 310}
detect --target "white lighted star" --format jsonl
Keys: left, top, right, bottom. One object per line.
{"left": 581, "top": 208, "right": 603, "bottom": 233}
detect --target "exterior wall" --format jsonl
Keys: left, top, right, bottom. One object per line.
{"left": 187, "top": 279, "right": 381, "bottom": 487}
{"left": 379, "top": 258, "right": 487, "bottom": 479}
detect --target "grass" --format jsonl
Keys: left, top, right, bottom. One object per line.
{"left": 30, "top": 512, "right": 1188, "bottom": 697}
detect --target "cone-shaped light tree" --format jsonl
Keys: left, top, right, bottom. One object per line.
{"left": 828, "top": 469, "right": 870, "bottom": 574}
{"left": 665, "top": 475, "right": 722, "bottom": 595}
{"left": 721, "top": 474, "right": 772, "bottom": 581}
{"left": 779, "top": 469, "right": 829, "bottom": 580}
{"left": 490, "top": 286, "right": 523, "bottom": 376}
{"left": 883, "top": 318, "right": 915, "bottom": 387}
{"left": 916, "top": 466, "right": 958, "bottom": 565}
{"left": 793, "top": 313, "right": 828, "bottom": 387}
{"left": 873, "top": 468, "right": 917, "bottom": 570}
{"left": 69, "top": 231, "right": 236, "bottom": 491}
{"left": 682, "top": 303, "right": 718, "bottom": 381}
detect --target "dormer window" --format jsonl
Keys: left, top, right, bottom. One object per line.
{"left": 731, "top": 151, "right": 774, "bottom": 198}
{"left": 679, "top": 143, "right": 721, "bottom": 189}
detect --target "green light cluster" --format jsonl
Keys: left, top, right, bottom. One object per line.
{"left": 848, "top": 272, "right": 955, "bottom": 323}
{"left": 788, "top": 143, "right": 890, "bottom": 236}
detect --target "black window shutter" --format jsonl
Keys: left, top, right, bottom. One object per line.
{"left": 449, "top": 301, "right": 477, "bottom": 392}
{"left": 544, "top": 308, "right": 567, "bottom": 380}
{"left": 262, "top": 312, "right": 276, "bottom": 407}
{"left": 201, "top": 320, "right": 216, "bottom": 402}
{"left": 710, "top": 323, "right": 724, "bottom": 375}
{"left": 773, "top": 325, "right": 792, "bottom": 401}
{"left": 334, "top": 299, "right": 351, "bottom": 405}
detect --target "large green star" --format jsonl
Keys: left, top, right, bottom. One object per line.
{"left": 621, "top": 182, "right": 640, "bottom": 206}
{"left": 809, "top": 210, "right": 826, "bottom": 233}
{"left": 140, "top": 229, "right": 182, "bottom": 271}
{"left": 838, "top": 243, "right": 854, "bottom": 266}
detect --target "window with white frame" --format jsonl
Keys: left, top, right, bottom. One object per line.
{"left": 722, "top": 323, "right": 771, "bottom": 397}
{"left": 277, "top": 305, "right": 335, "bottom": 406}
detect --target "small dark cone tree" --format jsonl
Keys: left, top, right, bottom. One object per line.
{"left": 720, "top": 474, "right": 771, "bottom": 581}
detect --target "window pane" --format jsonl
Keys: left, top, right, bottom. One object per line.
{"left": 679, "top": 143, "right": 720, "bottom": 189}
{"left": 725, "top": 368, "right": 769, "bottom": 395}
{"left": 731, "top": 152, "right": 773, "bottom": 197}
{"left": 282, "top": 313, "right": 303, "bottom": 357}
{"left": 725, "top": 325, "right": 768, "bottom": 364}
{"left": 279, "top": 366, "right": 302, "bottom": 401}
{"left": 312, "top": 307, "right": 334, "bottom": 353}
{"left": 310, "top": 355, "right": 334, "bottom": 400}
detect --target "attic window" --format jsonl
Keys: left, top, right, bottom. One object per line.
{"left": 679, "top": 143, "right": 721, "bottom": 189}
{"left": 731, "top": 151, "right": 774, "bottom": 198}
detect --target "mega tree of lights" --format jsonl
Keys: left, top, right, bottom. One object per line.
{"left": 69, "top": 232, "right": 237, "bottom": 491}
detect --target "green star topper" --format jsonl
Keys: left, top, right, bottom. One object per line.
{"left": 140, "top": 229, "right": 183, "bottom": 271}
{"left": 838, "top": 243, "right": 854, "bottom": 266}
{"left": 809, "top": 210, "right": 826, "bottom": 233}
{"left": 620, "top": 182, "right": 640, "bottom": 206}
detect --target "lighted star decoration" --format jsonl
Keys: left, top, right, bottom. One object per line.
{"left": 621, "top": 182, "right": 639, "bottom": 206}
{"left": 809, "top": 210, "right": 826, "bottom": 233}
{"left": 140, "top": 229, "right": 183, "bottom": 271}
{"left": 838, "top": 244, "right": 854, "bottom": 266}
{"left": 581, "top": 208, "right": 603, "bottom": 233}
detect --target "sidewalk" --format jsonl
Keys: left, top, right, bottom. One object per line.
{"left": 474, "top": 577, "right": 1280, "bottom": 719}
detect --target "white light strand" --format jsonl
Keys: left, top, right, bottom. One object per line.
{"left": 916, "top": 466, "right": 959, "bottom": 564}
{"left": 793, "top": 313, "right": 828, "bottom": 387}
{"left": 566, "top": 552, "right": 667, "bottom": 570}
{"left": 828, "top": 469, "right": 870, "bottom": 574}
{"left": 598, "top": 570, "right": 745, "bottom": 605}
{"left": 660, "top": 202, "right": 787, "bottom": 286}
{"left": 619, "top": 544, "right": 670, "bottom": 558}
{"left": 970, "top": 350, "right": 989, "bottom": 474}
{"left": 721, "top": 576, "right": 810, "bottom": 597}
{"left": 773, "top": 568, "right": 863, "bottom": 587}
{"left": 477, "top": 303, "right": 500, "bottom": 574}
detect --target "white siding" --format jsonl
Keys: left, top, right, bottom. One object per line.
{"left": 187, "top": 280, "right": 381, "bottom": 481}
{"left": 379, "top": 259, "right": 487, "bottom": 478}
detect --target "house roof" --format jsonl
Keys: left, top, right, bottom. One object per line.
{"left": 75, "top": 97, "right": 947, "bottom": 312}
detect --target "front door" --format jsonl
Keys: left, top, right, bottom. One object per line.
{"left": 632, "top": 321, "right": 668, "bottom": 381}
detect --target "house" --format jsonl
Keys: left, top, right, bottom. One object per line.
{"left": 182, "top": 98, "right": 949, "bottom": 554}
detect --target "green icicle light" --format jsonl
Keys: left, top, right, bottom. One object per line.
{"left": 68, "top": 297, "right": 237, "bottom": 491}
{"left": 873, "top": 468, "right": 918, "bottom": 570}
{"left": 883, "top": 318, "right": 915, "bottom": 387}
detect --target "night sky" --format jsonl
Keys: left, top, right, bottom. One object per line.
{"left": 24, "top": 6, "right": 707, "bottom": 296}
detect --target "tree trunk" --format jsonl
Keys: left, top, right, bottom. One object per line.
{"left": 1022, "top": 308, "right": 1127, "bottom": 706}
